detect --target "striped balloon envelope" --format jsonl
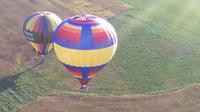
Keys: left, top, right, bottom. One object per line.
{"left": 53, "top": 14, "right": 118, "bottom": 90}
{"left": 23, "top": 11, "right": 62, "bottom": 56}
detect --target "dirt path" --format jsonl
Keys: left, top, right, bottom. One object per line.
{"left": 19, "top": 84, "right": 200, "bottom": 112}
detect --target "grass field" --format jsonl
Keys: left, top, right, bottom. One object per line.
{"left": 91, "top": 0, "right": 200, "bottom": 94}
{"left": 1, "top": 0, "right": 200, "bottom": 111}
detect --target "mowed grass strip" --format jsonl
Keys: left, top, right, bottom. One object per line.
{"left": 0, "top": 62, "right": 72, "bottom": 112}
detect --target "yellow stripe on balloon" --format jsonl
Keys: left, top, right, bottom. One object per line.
{"left": 29, "top": 41, "right": 39, "bottom": 52}
{"left": 73, "top": 74, "right": 82, "bottom": 78}
{"left": 29, "top": 41, "right": 52, "bottom": 52}
{"left": 91, "top": 25, "right": 102, "bottom": 30}
{"left": 47, "top": 43, "right": 53, "bottom": 52}
{"left": 88, "top": 75, "right": 95, "bottom": 79}
{"left": 64, "top": 23, "right": 82, "bottom": 31}
{"left": 54, "top": 44, "right": 117, "bottom": 67}
{"left": 47, "top": 15, "right": 61, "bottom": 30}
{"left": 26, "top": 16, "right": 38, "bottom": 31}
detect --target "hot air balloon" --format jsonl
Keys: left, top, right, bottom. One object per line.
{"left": 23, "top": 11, "right": 62, "bottom": 59}
{"left": 53, "top": 14, "right": 118, "bottom": 91}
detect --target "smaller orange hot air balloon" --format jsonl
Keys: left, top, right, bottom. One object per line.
{"left": 53, "top": 14, "right": 118, "bottom": 91}
{"left": 23, "top": 11, "right": 62, "bottom": 59}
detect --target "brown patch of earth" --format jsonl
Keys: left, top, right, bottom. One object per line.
{"left": 19, "top": 84, "right": 200, "bottom": 112}
{"left": 89, "top": 0, "right": 133, "bottom": 14}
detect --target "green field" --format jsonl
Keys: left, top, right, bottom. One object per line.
{"left": 1, "top": 0, "right": 200, "bottom": 111}
{"left": 91, "top": 0, "right": 200, "bottom": 94}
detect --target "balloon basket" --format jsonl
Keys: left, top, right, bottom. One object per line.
{"left": 80, "top": 85, "right": 88, "bottom": 92}
{"left": 39, "top": 55, "right": 45, "bottom": 63}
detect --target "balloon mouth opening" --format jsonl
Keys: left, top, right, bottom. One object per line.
{"left": 78, "top": 79, "right": 90, "bottom": 85}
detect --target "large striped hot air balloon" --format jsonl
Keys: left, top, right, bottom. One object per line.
{"left": 53, "top": 14, "right": 118, "bottom": 91}
{"left": 23, "top": 11, "right": 62, "bottom": 58}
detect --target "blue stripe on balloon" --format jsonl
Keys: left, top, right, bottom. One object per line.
{"left": 36, "top": 16, "right": 48, "bottom": 54}
{"left": 53, "top": 38, "right": 115, "bottom": 50}
{"left": 53, "top": 36, "right": 115, "bottom": 50}
{"left": 41, "top": 16, "right": 48, "bottom": 33}
{"left": 62, "top": 63, "right": 107, "bottom": 71}
{"left": 62, "top": 63, "right": 107, "bottom": 80}
{"left": 81, "top": 68, "right": 93, "bottom": 80}
{"left": 80, "top": 25, "right": 94, "bottom": 49}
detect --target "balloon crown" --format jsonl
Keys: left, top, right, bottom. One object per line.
{"left": 33, "top": 11, "right": 53, "bottom": 16}
{"left": 71, "top": 14, "right": 97, "bottom": 24}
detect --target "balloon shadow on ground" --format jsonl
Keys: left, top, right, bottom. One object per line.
{"left": 0, "top": 75, "right": 19, "bottom": 93}
{"left": 0, "top": 61, "right": 43, "bottom": 93}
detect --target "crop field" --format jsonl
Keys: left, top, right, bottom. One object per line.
{"left": 109, "top": 0, "right": 200, "bottom": 94}
{"left": 1, "top": 0, "right": 200, "bottom": 112}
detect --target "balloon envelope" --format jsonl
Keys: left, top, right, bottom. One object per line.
{"left": 53, "top": 14, "right": 118, "bottom": 87}
{"left": 23, "top": 11, "right": 62, "bottom": 55}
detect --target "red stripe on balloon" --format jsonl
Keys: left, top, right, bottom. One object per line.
{"left": 33, "top": 17, "right": 41, "bottom": 32}
{"left": 79, "top": 79, "right": 90, "bottom": 85}
{"left": 93, "top": 30, "right": 110, "bottom": 44}
{"left": 88, "top": 70, "right": 98, "bottom": 78}
{"left": 56, "top": 26, "right": 81, "bottom": 44}
{"left": 67, "top": 69, "right": 82, "bottom": 78}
